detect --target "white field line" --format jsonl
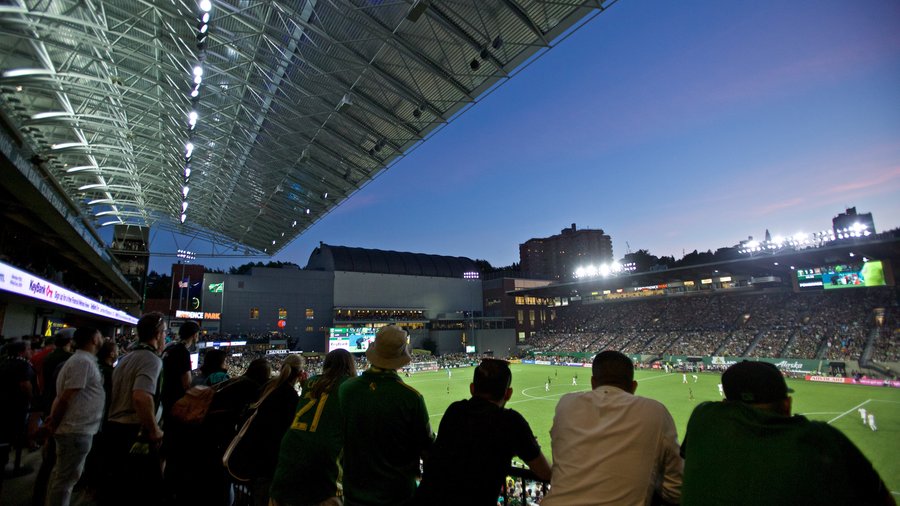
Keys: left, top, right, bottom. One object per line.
{"left": 827, "top": 399, "right": 871, "bottom": 425}
{"left": 796, "top": 412, "right": 842, "bottom": 416}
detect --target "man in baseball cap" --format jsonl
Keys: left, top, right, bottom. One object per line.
{"left": 722, "top": 360, "right": 794, "bottom": 410}
{"left": 339, "top": 325, "right": 433, "bottom": 506}
{"left": 680, "top": 361, "right": 891, "bottom": 505}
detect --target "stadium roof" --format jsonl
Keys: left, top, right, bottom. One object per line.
{"left": 307, "top": 243, "right": 478, "bottom": 277}
{"left": 0, "top": 0, "right": 612, "bottom": 255}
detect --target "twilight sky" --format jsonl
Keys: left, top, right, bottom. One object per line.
{"left": 147, "top": 0, "right": 900, "bottom": 273}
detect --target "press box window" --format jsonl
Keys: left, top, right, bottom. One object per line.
{"left": 305, "top": 308, "right": 314, "bottom": 320}
{"left": 250, "top": 307, "right": 259, "bottom": 319}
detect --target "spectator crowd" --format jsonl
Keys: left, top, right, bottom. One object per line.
{"left": 527, "top": 288, "right": 898, "bottom": 362}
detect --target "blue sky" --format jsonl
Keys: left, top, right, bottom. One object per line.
{"left": 147, "top": 0, "right": 900, "bottom": 273}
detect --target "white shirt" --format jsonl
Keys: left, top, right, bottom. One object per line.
{"left": 543, "top": 385, "right": 683, "bottom": 506}
{"left": 55, "top": 349, "right": 105, "bottom": 435}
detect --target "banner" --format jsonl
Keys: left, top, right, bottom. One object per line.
{"left": 208, "top": 282, "right": 224, "bottom": 293}
{"left": 805, "top": 375, "right": 851, "bottom": 384}
{"left": 0, "top": 261, "right": 138, "bottom": 324}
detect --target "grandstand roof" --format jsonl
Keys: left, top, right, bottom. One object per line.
{"left": 306, "top": 243, "right": 478, "bottom": 278}
{"left": 0, "top": 0, "right": 611, "bottom": 254}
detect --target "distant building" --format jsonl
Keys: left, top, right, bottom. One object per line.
{"left": 519, "top": 223, "right": 613, "bottom": 280}
{"left": 832, "top": 207, "right": 875, "bottom": 237}
{"left": 482, "top": 277, "right": 553, "bottom": 341}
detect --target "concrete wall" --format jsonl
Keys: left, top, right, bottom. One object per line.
{"left": 1, "top": 302, "right": 37, "bottom": 337}
{"left": 217, "top": 268, "right": 334, "bottom": 351}
{"left": 333, "top": 271, "right": 482, "bottom": 317}
{"left": 423, "top": 328, "right": 515, "bottom": 357}
{"left": 472, "top": 329, "right": 517, "bottom": 358}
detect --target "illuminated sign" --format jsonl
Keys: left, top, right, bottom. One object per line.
{"left": 198, "top": 340, "right": 247, "bottom": 348}
{"left": 0, "top": 261, "right": 138, "bottom": 324}
{"left": 208, "top": 282, "right": 224, "bottom": 293}
{"left": 701, "top": 279, "right": 713, "bottom": 285}
{"left": 718, "top": 276, "right": 732, "bottom": 282}
{"left": 266, "top": 349, "right": 290, "bottom": 355}
{"left": 175, "top": 310, "right": 221, "bottom": 320}
{"left": 684, "top": 281, "right": 695, "bottom": 287}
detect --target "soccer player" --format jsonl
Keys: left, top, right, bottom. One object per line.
{"left": 692, "top": 374, "right": 698, "bottom": 383}
{"left": 545, "top": 381, "right": 550, "bottom": 392}
{"left": 867, "top": 413, "right": 877, "bottom": 432}
{"left": 717, "top": 384, "right": 724, "bottom": 397}
{"left": 859, "top": 407, "right": 867, "bottom": 425}
{"left": 572, "top": 375, "right": 577, "bottom": 386}
{"left": 682, "top": 373, "right": 688, "bottom": 384}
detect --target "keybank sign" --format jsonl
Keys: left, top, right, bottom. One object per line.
{"left": 0, "top": 261, "right": 138, "bottom": 325}
{"left": 30, "top": 280, "right": 54, "bottom": 298}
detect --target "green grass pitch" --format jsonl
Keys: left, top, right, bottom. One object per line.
{"left": 405, "top": 364, "right": 900, "bottom": 494}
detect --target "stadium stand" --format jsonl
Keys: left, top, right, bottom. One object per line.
{"left": 528, "top": 288, "right": 898, "bottom": 361}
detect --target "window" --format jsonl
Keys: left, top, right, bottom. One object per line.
{"left": 515, "top": 296, "right": 525, "bottom": 305}
{"left": 525, "top": 296, "right": 537, "bottom": 305}
{"left": 529, "top": 310, "right": 535, "bottom": 326}
{"left": 517, "top": 310, "right": 524, "bottom": 325}
{"left": 250, "top": 307, "right": 259, "bottom": 319}
{"left": 305, "top": 326, "right": 314, "bottom": 332}
{"left": 278, "top": 308, "right": 288, "bottom": 319}
{"left": 237, "top": 281, "right": 245, "bottom": 289}
{"left": 305, "top": 308, "right": 314, "bottom": 320}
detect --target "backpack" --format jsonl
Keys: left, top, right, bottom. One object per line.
{"left": 169, "top": 385, "right": 216, "bottom": 424}
{"left": 170, "top": 377, "right": 236, "bottom": 425}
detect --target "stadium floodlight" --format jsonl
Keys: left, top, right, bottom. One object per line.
{"left": 199, "top": 0, "right": 212, "bottom": 12}
{"left": 66, "top": 165, "right": 98, "bottom": 173}
{"left": 193, "top": 66, "right": 203, "bottom": 77}
{"left": 78, "top": 183, "right": 107, "bottom": 191}
{"left": 292, "top": 220, "right": 297, "bottom": 227}
{"left": 194, "top": 75, "right": 202, "bottom": 85}
{"left": 272, "top": 240, "right": 276, "bottom": 245}
{"left": 185, "top": 142, "right": 194, "bottom": 159}
{"left": 31, "top": 111, "right": 70, "bottom": 120}
{"left": 51, "top": 142, "right": 86, "bottom": 150}
{"left": 201, "top": 12, "right": 210, "bottom": 23}
{"left": 189, "top": 111, "right": 198, "bottom": 126}
{"left": 182, "top": 201, "right": 188, "bottom": 212}
{"left": 182, "top": 185, "right": 190, "bottom": 197}
{"left": 180, "top": 213, "right": 187, "bottom": 223}
{"left": 2, "top": 68, "right": 54, "bottom": 78}
{"left": 185, "top": 167, "right": 191, "bottom": 178}
{"left": 599, "top": 264, "right": 611, "bottom": 277}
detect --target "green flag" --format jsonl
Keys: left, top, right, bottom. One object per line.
{"left": 208, "top": 282, "right": 224, "bottom": 293}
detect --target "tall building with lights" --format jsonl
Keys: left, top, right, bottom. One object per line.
{"left": 832, "top": 207, "right": 875, "bottom": 237}
{"left": 519, "top": 223, "right": 613, "bottom": 280}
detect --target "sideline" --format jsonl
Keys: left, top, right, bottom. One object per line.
{"left": 827, "top": 399, "right": 871, "bottom": 425}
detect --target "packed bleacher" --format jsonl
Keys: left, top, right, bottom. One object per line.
{"left": 527, "top": 288, "right": 898, "bottom": 361}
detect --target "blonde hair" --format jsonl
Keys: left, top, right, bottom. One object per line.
{"left": 252, "top": 354, "right": 304, "bottom": 408}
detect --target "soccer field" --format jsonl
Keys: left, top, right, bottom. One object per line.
{"left": 406, "top": 364, "right": 900, "bottom": 494}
